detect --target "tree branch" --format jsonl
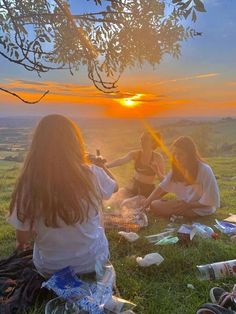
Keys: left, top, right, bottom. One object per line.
{"left": 54, "top": 0, "right": 98, "bottom": 59}
{"left": 0, "top": 87, "right": 49, "bottom": 104}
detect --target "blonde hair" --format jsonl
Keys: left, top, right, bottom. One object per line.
{"left": 9, "top": 114, "right": 100, "bottom": 229}
{"left": 171, "top": 136, "right": 202, "bottom": 184}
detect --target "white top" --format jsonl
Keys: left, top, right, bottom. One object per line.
{"left": 159, "top": 162, "right": 220, "bottom": 216}
{"left": 8, "top": 164, "right": 117, "bottom": 276}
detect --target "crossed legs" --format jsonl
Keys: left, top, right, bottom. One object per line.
{"left": 150, "top": 199, "right": 198, "bottom": 218}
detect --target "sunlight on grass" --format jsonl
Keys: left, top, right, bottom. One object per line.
{"left": 1, "top": 156, "right": 236, "bottom": 313}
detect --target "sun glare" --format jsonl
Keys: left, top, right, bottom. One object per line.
{"left": 122, "top": 98, "right": 135, "bottom": 107}
{"left": 119, "top": 94, "right": 143, "bottom": 108}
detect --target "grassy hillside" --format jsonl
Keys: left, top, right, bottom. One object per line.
{"left": 0, "top": 156, "right": 236, "bottom": 313}
{"left": 0, "top": 118, "right": 236, "bottom": 313}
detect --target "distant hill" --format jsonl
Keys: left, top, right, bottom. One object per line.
{"left": 0, "top": 116, "right": 236, "bottom": 159}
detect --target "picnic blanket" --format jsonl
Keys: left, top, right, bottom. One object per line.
{"left": 0, "top": 249, "right": 49, "bottom": 314}
{"left": 0, "top": 250, "right": 134, "bottom": 314}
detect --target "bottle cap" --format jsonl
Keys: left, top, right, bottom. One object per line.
{"left": 211, "top": 232, "right": 219, "bottom": 240}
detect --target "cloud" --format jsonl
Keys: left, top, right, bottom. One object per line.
{"left": 154, "top": 73, "right": 219, "bottom": 86}
{"left": 226, "top": 81, "right": 236, "bottom": 87}
{"left": 11, "top": 80, "right": 49, "bottom": 86}
{"left": 1, "top": 73, "right": 235, "bottom": 118}
{"left": 0, "top": 78, "right": 105, "bottom": 98}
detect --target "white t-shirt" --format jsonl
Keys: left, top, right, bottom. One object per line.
{"left": 8, "top": 164, "right": 117, "bottom": 276}
{"left": 159, "top": 162, "right": 220, "bottom": 216}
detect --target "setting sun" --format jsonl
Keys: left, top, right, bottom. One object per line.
{"left": 119, "top": 93, "right": 143, "bottom": 108}
{"left": 122, "top": 98, "right": 135, "bottom": 107}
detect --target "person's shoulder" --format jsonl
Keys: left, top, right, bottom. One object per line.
{"left": 89, "top": 164, "right": 110, "bottom": 185}
{"left": 198, "top": 162, "right": 214, "bottom": 176}
{"left": 89, "top": 164, "right": 103, "bottom": 174}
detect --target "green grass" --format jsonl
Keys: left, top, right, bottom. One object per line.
{"left": 1, "top": 156, "right": 236, "bottom": 313}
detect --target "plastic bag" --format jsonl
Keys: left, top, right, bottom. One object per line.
{"left": 214, "top": 219, "right": 236, "bottom": 234}
{"left": 118, "top": 231, "right": 139, "bottom": 242}
{"left": 145, "top": 230, "right": 176, "bottom": 243}
{"left": 136, "top": 253, "right": 164, "bottom": 267}
{"left": 44, "top": 263, "right": 135, "bottom": 314}
{"left": 42, "top": 266, "right": 93, "bottom": 301}
{"left": 43, "top": 267, "right": 102, "bottom": 314}
{"left": 120, "top": 195, "right": 146, "bottom": 209}
{"left": 121, "top": 195, "right": 148, "bottom": 228}
{"left": 154, "top": 235, "right": 179, "bottom": 246}
{"left": 45, "top": 296, "right": 81, "bottom": 314}
{"left": 105, "top": 296, "right": 136, "bottom": 313}
{"left": 134, "top": 212, "right": 148, "bottom": 227}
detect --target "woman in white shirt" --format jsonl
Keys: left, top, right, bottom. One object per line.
{"left": 8, "top": 114, "right": 118, "bottom": 276}
{"left": 143, "top": 136, "right": 220, "bottom": 218}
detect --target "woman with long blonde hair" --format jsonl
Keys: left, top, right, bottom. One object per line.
{"left": 142, "top": 136, "right": 220, "bottom": 218}
{"left": 8, "top": 114, "right": 118, "bottom": 276}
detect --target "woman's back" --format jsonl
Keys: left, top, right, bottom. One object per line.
{"left": 8, "top": 115, "right": 117, "bottom": 276}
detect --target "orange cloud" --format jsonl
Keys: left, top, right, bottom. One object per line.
{"left": 1, "top": 73, "right": 235, "bottom": 118}
{"left": 225, "top": 81, "right": 236, "bottom": 87}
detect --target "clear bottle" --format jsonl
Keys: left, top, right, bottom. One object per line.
{"left": 197, "top": 259, "right": 236, "bottom": 280}
{"left": 193, "top": 223, "right": 218, "bottom": 239}
{"left": 96, "top": 149, "right": 106, "bottom": 165}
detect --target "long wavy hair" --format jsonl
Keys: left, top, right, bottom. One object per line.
{"left": 171, "top": 136, "right": 202, "bottom": 184}
{"left": 142, "top": 131, "right": 162, "bottom": 150}
{"left": 9, "top": 114, "right": 101, "bottom": 229}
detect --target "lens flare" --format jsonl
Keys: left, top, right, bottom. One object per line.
{"left": 122, "top": 98, "right": 136, "bottom": 107}
{"left": 143, "top": 120, "right": 195, "bottom": 185}
{"left": 119, "top": 94, "right": 143, "bottom": 108}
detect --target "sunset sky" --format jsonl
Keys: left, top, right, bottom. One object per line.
{"left": 0, "top": 0, "right": 236, "bottom": 118}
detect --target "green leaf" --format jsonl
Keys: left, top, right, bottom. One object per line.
{"left": 15, "top": 50, "right": 19, "bottom": 59}
{"left": 183, "top": 7, "right": 193, "bottom": 19}
{"left": 43, "top": 34, "right": 51, "bottom": 42}
{"left": 194, "top": 0, "right": 206, "bottom": 12}
{"left": 192, "top": 10, "right": 197, "bottom": 22}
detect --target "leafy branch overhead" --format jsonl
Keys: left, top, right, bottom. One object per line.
{"left": 0, "top": 0, "right": 206, "bottom": 94}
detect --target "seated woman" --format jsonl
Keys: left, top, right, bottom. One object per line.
{"left": 142, "top": 136, "right": 220, "bottom": 218}
{"left": 105, "top": 131, "right": 165, "bottom": 206}
{"left": 7, "top": 114, "right": 118, "bottom": 277}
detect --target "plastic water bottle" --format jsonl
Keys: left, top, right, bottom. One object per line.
{"left": 96, "top": 149, "right": 106, "bottom": 165}
{"left": 193, "top": 223, "right": 218, "bottom": 239}
{"left": 197, "top": 260, "right": 236, "bottom": 280}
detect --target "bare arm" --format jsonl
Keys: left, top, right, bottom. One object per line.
{"left": 143, "top": 186, "right": 167, "bottom": 208}
{"left": 106, "top": 151, "right": 136, "bottom": 168}
{"left": 15, "top": 229, "right": 34, "bottom": 250}
{"left": 94, "top": 158, "right": 119, "bottom": 193}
